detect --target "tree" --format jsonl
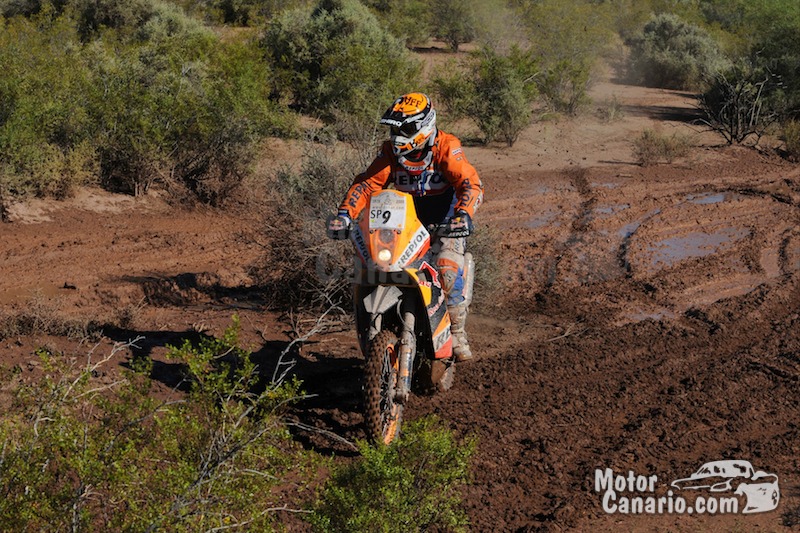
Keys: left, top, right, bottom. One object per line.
{"left": 431, "top": 0, "right": 478, "bottom": 52}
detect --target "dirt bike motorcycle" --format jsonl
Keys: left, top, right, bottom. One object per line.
{"left": 345, "top": 189, "right": 475, "bottom": 445}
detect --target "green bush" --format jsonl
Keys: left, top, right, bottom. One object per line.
{"left": 203, "top": 0, "right": 303, "bottom": 26}
{"left": 434, "top": 46, "right": 538, "bottom": 145}
{"left": 536, "top": 58, "right": 592, "bottom": 116}
{"left": 0, "top": 2, "right": 295, "bottom": 204}
{"left": 431, "top": 0, "right": 478, "bottom": 52}
{"left": 262, "top": 0, "right": 420, "bottom": 135}
{"left": 310, "top": 416, "right": 475, "bottom": 533}
{"left": 522, "top": 0, "right": 614, "bottom": 114}
{"left": 783, "top": 120, "right": 800, "bottom": 160}
{"left": 0, "top": 13, "right": 97, "bottom": 197}
{"left": 87, "top": 10, "right": 293, "bottom": 202}
{"left": 628, "top": 13, "right": 728, "bottom": 90}
{"left": 0, "top": 318, "right": 311, "bottom": 531}
{"left": 364, "top": 0, "right": 432, "bottom": 47}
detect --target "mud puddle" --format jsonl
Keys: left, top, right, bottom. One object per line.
{"left": 647, "top": 227, "right": 750, "bottom": 268}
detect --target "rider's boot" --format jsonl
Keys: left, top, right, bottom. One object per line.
{"left": 448, "top": 303, "right": 473, "bottom": 362}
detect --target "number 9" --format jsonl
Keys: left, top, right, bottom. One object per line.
{"left": 382, "top": 211, "right": 391, "bottom": 224}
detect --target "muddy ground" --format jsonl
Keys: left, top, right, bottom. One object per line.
{"left": 1, "top": 79, "right": 799, "bottom": 531}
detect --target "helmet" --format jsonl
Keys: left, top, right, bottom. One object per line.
{"left": 379, "top": 92, "right": 437, "bottom": 157}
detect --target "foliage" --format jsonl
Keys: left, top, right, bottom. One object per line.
{"left": 782, "top": 120, "right": 800, "bottom": 161}
{"left": 364, "top": 0, "right": 432, "bottom": 47}
{"left": 430, "top": 0, "right": 478, "bottom": 52}
{"left": 433, "top": 46, "right": 538, "bottom": 145}
{"left": 0, "top": 13, "right": 97, "bottom": 198}
{"left": 0, "top": 318, "right": 310, "bottom": 531}
{"left": 0, "top": 2, "right": 295, "bottom": 204}
{"left": 627, "top": 13, "right": 728, "bottom": 90}
{"left": 632, "top": 128, "right": 691, "bottom": 166}
{"left": 521, "top": 0, "right": 614, "bottom": 114}
{"left": 262, "top": 0, "right": 420, "bottom": 136}
{"left": 310, "top": 416, "right": 475, "bottom": 533}
{"left": 88, "top": 9, "right": 296, "bottom": 202}
{"left": 698, "top": 59, "right": 784, "bottom": 145}
{"left": 253, "top": 136, "right": 357, "bottom": 309}
{"left": 202, "top": 0, "right": 303, "bottom": 26}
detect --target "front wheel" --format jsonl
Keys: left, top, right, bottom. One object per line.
{"left": 363, "top": 330, "right": 403, "bottom": 445}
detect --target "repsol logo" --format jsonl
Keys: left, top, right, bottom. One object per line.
{"left": 433, "top": 327, "right": 451, "bottom": 352}
{"left": 352, "top": 227, "right": 369, "bottom": 262}
{"left": 399, "top": 228, "right": 428, "bottom": 265}
{"left": 395, "top": 172, "right": 447, "bottom": 189}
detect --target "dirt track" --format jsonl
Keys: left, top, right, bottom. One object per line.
{"left": 1, "top": 81, "right": 799, "bottom": 531}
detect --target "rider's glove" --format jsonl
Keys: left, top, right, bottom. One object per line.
{"left": 444, "top": 209, "right": 474, "bottom": 238}
{"left": 326, "top": 211, "right": 353, "bottom": 240}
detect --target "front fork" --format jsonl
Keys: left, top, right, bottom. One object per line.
{"left": 395, "top": 307, "right": 416, "bottom": 404}
{"left": 364, "top": 289, "right": 417, "bottom": 405}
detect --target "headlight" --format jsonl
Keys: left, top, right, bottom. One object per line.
{"left": 377, "top": 249, "right": 392, "bottom": 263}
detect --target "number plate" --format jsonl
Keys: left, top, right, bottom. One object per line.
{"left": 369, "top": 193, "right": 407, "bottom": 231}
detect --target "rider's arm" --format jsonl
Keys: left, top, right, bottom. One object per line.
{"left": 437, "top": 133, "right": 484, "bottom": 217}
{"left": 338, "top": 143, "right": 393, "bottom": 219}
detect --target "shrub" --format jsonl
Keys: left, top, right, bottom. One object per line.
{"left": 595, "top": 94, "right": 625, "bottom": 122}
{"left": 0, "top": 318, "right": 311, "bottom": 531}
{"left": 262, "top": 0, "right": 420, "bottom": 135}
{"left": 89, "top": 19, "right": 294, "bottom": 202}
{"left": 310, "top": 416, "right": 475, "bottom": 532}
{"left": 782, "top": 120, "right": 800, "bottom": 160}
{"left": 433, "top": 46, "right": 538, "bottom": 145}
{"left": 0, "top": 13, "right": 97, "bottom": 198}
{"left": 252, "top": 135, "right": 357, "bottom": 309}
{"left": 364, "top": 0, "right": 433, "bottom": 47}
{"left": 628, "top": 13, "right": 728, "bottom": 90}
{"left": 697, "top": 59, "right": 784, "bottom": 145}
{"left": 467, "top": 222, "right": 504, "bottom": 310}
{"left": 0, "top": 2, "right": 293, "bottom": 204}
{"left": 632, "top": 128, "right": 691, "bottom": 166}
{"left": 523, "top": 0, "right": 614, "bottom": 114}
{"left": 431, "top": 0, "right": 478, "bottom": 52}
{"left": 202, "top": 0, "right": 301, "bottom": 26}
{"left": 536, "top": 59, "right": 592, "bottom": 115}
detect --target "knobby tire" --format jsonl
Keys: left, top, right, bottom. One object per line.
{"left": 364, "top": 330, "right": 403, "bottom": 445}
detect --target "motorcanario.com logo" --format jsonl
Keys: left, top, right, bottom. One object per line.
{"left": 595, "top": 460, "right": 780, "bottom": 515}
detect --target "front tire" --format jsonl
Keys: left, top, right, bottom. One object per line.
{"left": 363, "top": 330, "right": 403, "bottom": 445}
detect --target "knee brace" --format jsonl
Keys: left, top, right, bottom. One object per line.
{"left": 436, "top": 248, "right": 465, "bottom": 306}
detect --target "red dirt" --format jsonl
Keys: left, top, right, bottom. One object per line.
{"left": 1, "top": 78, "right": 799, "bottom": 531}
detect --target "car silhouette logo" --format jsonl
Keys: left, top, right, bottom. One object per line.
{"left": 671, "top": 460, "right": 780, "bottom": 513}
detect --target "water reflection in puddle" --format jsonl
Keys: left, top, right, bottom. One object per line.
{"left": 648, "top": 227, "right": 750, "bottom": 267}
{"left": 685, "top": 192, "right": 743, "bottom": 205}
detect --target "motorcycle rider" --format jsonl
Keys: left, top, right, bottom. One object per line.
{"left": 327, "top": 92, "right": 484, "bottom": 362}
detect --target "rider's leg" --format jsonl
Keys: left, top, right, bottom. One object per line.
{"left": 436, "top": 237, "right": 473, "bottom": 362}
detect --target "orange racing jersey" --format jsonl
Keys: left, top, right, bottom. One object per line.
{"left": 338, "top": 130, "right": 483, "bottom": 226}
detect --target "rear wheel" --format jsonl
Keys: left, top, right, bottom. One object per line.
{"left": 363, "top": 330, "right": 403, "bottom": 445}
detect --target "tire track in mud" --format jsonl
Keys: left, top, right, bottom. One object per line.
{"left": 415, "top": 267, "right": 800, "bottom": 532}
{"left": 411, "top": 163, "right": 800, "bottom": 531}
{"left": 544, "top": 168, "right": 596, "bottom": 288}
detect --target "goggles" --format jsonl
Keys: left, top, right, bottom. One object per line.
{"left": 390, "top": 123, "right": 419, "bottom": 137}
